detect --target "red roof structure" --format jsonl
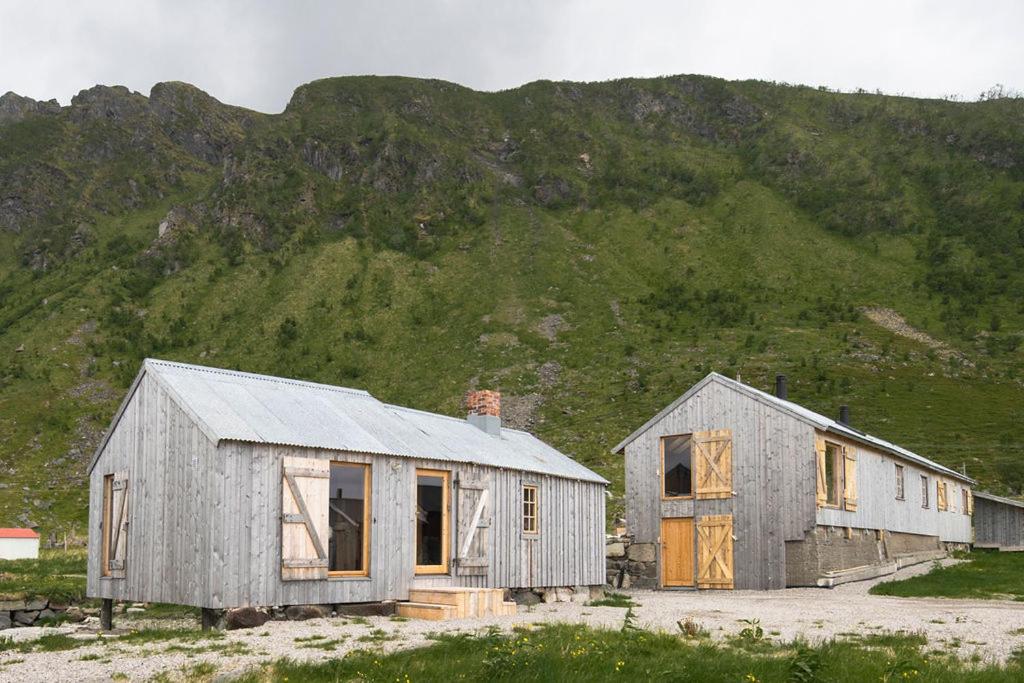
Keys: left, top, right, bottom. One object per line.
{"left": 0, "top": 528, "right": 39, "bottom": 539}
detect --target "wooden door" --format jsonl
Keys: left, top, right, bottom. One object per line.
{"left": 660, "top": 518, "right": 694, "bottom": 587}
{"left": 697, "top": 514, "right": 734, "bottom": 589}
{"left": 281, "top": 456, "right": 330, "bottom": 581}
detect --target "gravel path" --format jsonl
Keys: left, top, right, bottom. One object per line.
{"left": 1, "top": 561, "right": 1021, "bottom": 681}
{"left": 629, "top": 559, "right": 1024, "bottom": 664}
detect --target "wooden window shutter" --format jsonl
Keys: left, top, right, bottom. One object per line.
{"left": 967, "top": 489, "right": 974, "bottom": 515}
{"left": 693, "top": 429, "right": 733, "bottom": 500}
{"left": 696, "top": 515, "right": 734, "bottom": 589}
{"left": 281, "top": 456, "right": 329, "bottom": 581}
{"left": 815, "top": 433, "right": 827, "bottom": 508}
{"left": 842, "top": 446, "right": 857, "bottom": 511}
{"left": 106, "top": 471, "right": 129, "bottom": 579}
{"left": 936, "top": 481, "right": 947, "bottom": 512}
{"left": 455, "top": 474, "right": 491, "bottom": 576}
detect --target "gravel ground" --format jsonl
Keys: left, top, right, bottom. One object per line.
{"left": 1, "top": 560, "right": 1021, "bottom": 681}
{"left": 630, "top": 559, "right": 1024, "bottom": 664}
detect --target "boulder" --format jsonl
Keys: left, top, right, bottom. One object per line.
{"left": 541, "top": 589, "right": 557, "bottom": 604}
{"left": 620, "top": 573, "right": 632, "bottom": 590}
{"left": 13, "top": 610, "right": 38, "bottom": 626}
{"left": 627, "top": 543, "right": 656, "bottom": 563}
{"left": 225, "top": 607, "right": 271, "bottom": 630}
{"left": 64, "top": 607, "right": 85, "bottom": 623}
{"left": 589, "top": 586, "right": 606, "bottom": 601}
{"left": 36, "top": 608, "right": 56, "bottom": 622}
{"left": 511, "top": 590, "right": 541, "bottom": 607}
{"left": 0, "top": 613, "right": 11, "bottom": 629}
{"left": 554, "top": 587, "right": 573, "bottom": 603}
{"left": 284, "top": 604, "right": 327, "bottom": 621}
{"left": 606, "top": 542, "right": 626, "bottom": 558}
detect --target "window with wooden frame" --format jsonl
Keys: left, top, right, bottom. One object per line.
{"left": 823, "top": 442, "right": 843, "bottom": 507}
{"left": 921, "top": 475, "right": 929, "bottom": 508}
{"left": 962, "top": 489, "right": 970, "bottom": 516}
{"left": 894, "top": 464, "right": 905, "bottom": 500}
{"left": 937, "top": 481, "right": 948, "bottom": 511}
{"left": 327, "top": 462, "right": 370, "bottom": 577}
{"left": 661, "top": 434, "right": 693, "bottom": 499}
{"left": 101, "top": 474, "right": 113, "bottom": 576}
{"left": 522, "top": 485, "right": 538, "bottom": 534}
{"left": 415, "top": 469, "right": 450, "bottom": 574}
{"left": 101, "top": 471, "right": 128, "bottom": 579}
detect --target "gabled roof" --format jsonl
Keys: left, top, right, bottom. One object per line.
{"left": 0, "top": 528, "right": 39, "bottom": 539}
{"left": 89, "top": 359, "right": 606, "bottom": 484}
{"left": 613, "top": 372, "right": 974, "bottom": 484}
{"left": 973, "top": 491, "right": 1024, "bottom": 509}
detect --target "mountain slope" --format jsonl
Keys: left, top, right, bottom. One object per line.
{"left": 1, "top": 75, "right": 1023, "bottom": 538}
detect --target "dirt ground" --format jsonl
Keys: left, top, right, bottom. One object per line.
{"left": 1, "top": 560, "right": 1021, "bottom": 681}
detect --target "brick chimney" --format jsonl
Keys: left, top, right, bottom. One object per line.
{"left": 466, "top": 389, "right": 501, "bottom": 436}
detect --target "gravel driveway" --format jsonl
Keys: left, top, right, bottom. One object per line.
{"left": 1, "top": 560, "right": 1021, "bottom": 681}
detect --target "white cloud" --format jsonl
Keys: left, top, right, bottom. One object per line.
{"left": 0, "top": 0, "right": 1020, "bottom": 113}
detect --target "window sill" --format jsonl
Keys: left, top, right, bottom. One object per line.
{"left": 328, "top": 573, "right": 370, "bottom": 580}
{"left": 661, "top": 495, "right": 694, "bottom": 501}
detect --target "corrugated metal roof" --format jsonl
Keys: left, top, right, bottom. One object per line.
{"left": 613, "top": 372, "right": 973, "bottom": 484}
{"left": 974, "top": 491, "right": 1024, "bottom": 509}
{"left": 143, "top": 359, "right": 607, "bottom": 484}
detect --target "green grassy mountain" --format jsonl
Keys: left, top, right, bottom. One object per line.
{"left": 1, "top": 75, "right": 1023, "bottom": 538}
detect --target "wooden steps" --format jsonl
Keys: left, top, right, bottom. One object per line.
{"left": 397, "top": 587, "right": 517, "bottom": 621}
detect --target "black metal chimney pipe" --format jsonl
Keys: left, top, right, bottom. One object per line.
{"left": 775, "top": 374, "right": 788, "bottom": 400}
{"left": 839, "top": 405, "right": 850, "bottom": 426}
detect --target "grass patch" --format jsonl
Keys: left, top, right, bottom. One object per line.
{"left": 116, "top": 627, "right": 225, "bottom": 646}
{"left": 0, "top": 549, "right": 87, "bottom": 602}
{"left": 870, "top": 551, "right": 1024, "bottom": 600}
{"left": 233, "top": 622, "right": 1023, "bottom": 682}
{"left": 587, "top": 591, "right": 636, "bottom": 608}
{"left": 0, "top": 633, "right": 91, "bottom": 653}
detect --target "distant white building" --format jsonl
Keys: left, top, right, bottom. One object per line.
{"left": 0, "top": 529, "right": 40, "bottom": 560}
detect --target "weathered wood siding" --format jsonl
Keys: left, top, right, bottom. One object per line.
{"left": 88, "top": 384, "right": 605, "bottom": 608}
{"left": 816, "top": 431, "right": 973, "bottom": 544}
{"left": 974, "top": 495, "right": 1024, "bottom": 549}
{"left": 624, "top": 380, "right": 817, "bottom": 590}
{"left": 87, "top": 373, "right": 219, "bottom": 605}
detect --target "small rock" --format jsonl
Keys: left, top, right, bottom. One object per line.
{"left": 64, "top": 607, "right": 85, "bottom": 623}
{"left": 36, "top": 608, "right": 56, "bottom": 621}
{"left": 511, "top": 591, "right": 541, "bottom": 607}
{"left": 284, "top": 604, "right": 327, "bottom": 621}
{"left": 620, "top": 573, "right": 632, "bottom": 590}
{"left": 225, "top": 606, "right": 271, "bottom": 630}
{"left": 22, "top": 599, "right": 46, "bottom": 611}
{"left": 15, "top": 344, "right": 24, "bottom": 352}
{"left": 589, "top": 586, "right": 605, "bottom": 601}
{"left": 126, "top": 607, "right": 145, "bottom": 614}
{"left": 541, "top": 589, "right": 557, "bottom": 604}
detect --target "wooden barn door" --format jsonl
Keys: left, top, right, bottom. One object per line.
{"left": 697, "top": 515, "right": 734, "bottom": 589}
{"left": 693, "top": 429, "right": 733, "bottom": 499}
{"left": 455, "top": 473, "right": 491, "bottom": 576}
{"left": 660, "top": 518, "right": 694, "bottom": 587}
{"left": 281, "top": 456, "right": 329, "bottom": 581}
{"left": 102, "top": 471, "right": 129, "bottom": 579}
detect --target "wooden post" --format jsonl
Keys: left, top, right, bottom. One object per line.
{"left": 201, "top": 608, "right": 219, "bottom": 631}
{"left": 100, "top": 599, "right": 113, "bottom": 630}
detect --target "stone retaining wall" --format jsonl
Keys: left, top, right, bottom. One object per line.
{"left": 606, "top": 536, "right": 657, "bottom": 589}
{"left": 0, "top": 599, "right": 85, "bottom": 629}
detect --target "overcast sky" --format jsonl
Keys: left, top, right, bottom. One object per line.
{"left": 1, "top": 1, "right": 1022, "bottom": 113}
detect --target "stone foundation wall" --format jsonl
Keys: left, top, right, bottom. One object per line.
{"left": 606, "top": 536, "right": 657, "bottom": 589}
{"left": 785, "top": 526, "right": 945, "bottom": 586}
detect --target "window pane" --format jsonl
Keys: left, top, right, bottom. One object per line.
{"left": 825, "top": 443, "right": 840, "bottom": 505}
{"left": 417, "top": 474, "right": 445, "bottom": 567}
{"left": 663, "top": 436, "right": 692, "bottom": 497}
{"left": 329, "top": 464, "right": 367, "bottom": 573}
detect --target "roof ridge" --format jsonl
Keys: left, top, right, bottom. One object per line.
{"left": 145, "top": 358, "right": 374, "bottom": 398}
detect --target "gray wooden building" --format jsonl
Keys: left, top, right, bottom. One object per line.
{"left": 87, "top": 359, "right": 606, "bottom": 617}
{"left": 973, "top": 491, "right": 1024, "bottom": 551}
{"left": 613, "top": 373, "right": 974, "bottom": 590}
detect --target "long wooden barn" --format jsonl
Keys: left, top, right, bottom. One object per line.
{"left": 613, "top": 372, "right": 975, "bottom": 591}
{"left": 973, "top": 491, "right": 1024, "bottom": 551}
{"left": 86, "top": 359, "right": 606, "bottom": 621}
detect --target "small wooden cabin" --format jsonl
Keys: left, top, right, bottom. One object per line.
{"left": 614, "top": 373, "right": 974, "bottom": 590}
{"left": 973, "top": 491, "right": 1024, "bottom": 551}
{"left": 86, "top": 359, "right": 606, "bottom": 617}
